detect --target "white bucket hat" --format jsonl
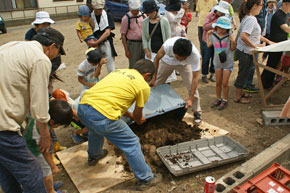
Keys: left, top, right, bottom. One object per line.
{"left": 91, "top": 0, "right": 105, "bottom": 9}
{"left": 129, "top": 0, "right": 141, "bottom": 10}
{"left": 31, "top": 11, "right": 55, "bottom": 25}
{"left": 214, "top": 1, "right": 229, "bottom": 15}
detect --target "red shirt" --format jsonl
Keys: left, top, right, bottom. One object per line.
{"left": 181, "top": 12, "right": 192, "bottom": 27}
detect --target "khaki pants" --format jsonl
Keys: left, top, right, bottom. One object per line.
{"left": 155, "top": 60, "right": 201, "bottom": 113}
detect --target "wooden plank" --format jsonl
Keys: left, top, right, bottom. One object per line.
{"left": 256, "top": 62, "right": 290, "bottom": 78}
{"left": 265, "top": 78, "right": 287, "bottom": 100}
{"left": 182, "top": 113, "right": 229, "bottom": 138}
{"left": 56, "top": 141, "right": 132, "bottom": 193}
{"left": 253, "top": 53, "right": 267, "bottom": 108}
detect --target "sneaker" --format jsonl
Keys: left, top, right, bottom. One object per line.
{"left": 53, "top": 181, "right": 63, "bottom": 191}
{"left": 201, "top": 75, "right": 208, "bottom": 83}
{"left": 217, "top": 100, "right": 228, "bottom": 110}
{"left": 71, "top": 131, "right": 84, "bottom": 144}
{"left": 243, "top": 85, "right": 259, "bottom": 93}
{"left": 209, "top": 74, "right": 216, "bottom": 82}
{"left": 88, "top": 149, "right": 108, "bottom": 166}
{"left": 136, "top": 173, "right": 163, "bottom": 191}
{"left": 53, "top": 142, "right": 66, "bottom": 152}
{"left": 193, "top": 112, "right": 202, "bottom": 126}
{"left": 211, "top": 99, "right": 222, "bottom": 108}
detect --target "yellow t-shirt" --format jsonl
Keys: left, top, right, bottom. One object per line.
{"left": 80, "top": 69, "right": 150, "bottom": 120}
{"left": 196, "top": 0, "right": 218, "bottom": 26}
{"left": 76, "top": 20, "right": 93, "bottom": 40}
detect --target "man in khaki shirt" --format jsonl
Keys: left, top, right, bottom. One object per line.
{"left": 0, "top": 28, "right": 65, "bottom": 193}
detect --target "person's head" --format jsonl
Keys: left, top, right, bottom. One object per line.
{"left": 86, "top": 0, "right": 94, "bottom": 11}
{"left": 92, "top": 0, "right": 105, "bottom": 15}
{"left": 173, "top": 38, "right": 192, "bottom": 61}
{"left": 32, "top": 11, "right": 55, "bottom": 31}
{"left": 133, "top": 59, "right": 156, "bottom": 82}
{"left": 78, "top": 5, "right": 91, "bottom": 22}
{"left": 48, "top": 99, "right": 73, "bottom": 128}
{"left": 282, "top": 0, "right": 290, "bottom": 13}
{"left": 86, "top": 48, "right": 106, "bottom": 66}
{"left": 214, "top": 1, "right": 230, "bottom": 16}
{"left": 166, "top": 0, "right": 181, "bottom": 12}
{"left": 129, "top": 0, "right": 141, "bottom": 16}
{"left": 267, "top": 0, "right": 276, "bottom": 9}
{"left": 239, "top": 0, "right": 263, "bottom": 21}
{"left": 212, "top": 16, "right": 231, "bottom": 35}
{"left": 32, "top": 28, "right": 65, "bottom": 60}
{"left": 181, "top": 1, "right": 189, "bottom": 10}
{"left": 143, "top": 0, "right": 159, "bottom": 18}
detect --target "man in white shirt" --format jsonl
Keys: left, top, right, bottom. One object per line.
{"left": 150, "top": 37, "right": 202, "bottom": 124}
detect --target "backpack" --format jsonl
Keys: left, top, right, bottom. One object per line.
{"left": 125, "top": 13, "right": 145, "bottom": 31}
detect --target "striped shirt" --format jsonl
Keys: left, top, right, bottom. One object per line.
{"left": 237, "top": 16, "right": 261, "bottom": 54}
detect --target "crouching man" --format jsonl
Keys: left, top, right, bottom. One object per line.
{"left": 77, "top": 59, "right": 162, "bottom": 191}
{"left": 150, "top": 37, "right": 202, "bottom": 125}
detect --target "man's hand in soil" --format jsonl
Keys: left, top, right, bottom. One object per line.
{"left": 185, "top": 98, "right": 193, "bottom": 109}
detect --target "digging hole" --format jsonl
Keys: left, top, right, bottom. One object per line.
{"left": 223, "top": 177, "right": 236, "bottom": 185}
{"left": 216, "top": 184, "right": 226, "bottom": 192}
{"left": 233, "top": 171, "right": 245, "bottom": 179}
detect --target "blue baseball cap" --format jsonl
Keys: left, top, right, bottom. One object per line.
{"left": 78, "top": 5, "right": 91, "bottom": 16}
{"left": 212, "top": 16, "right": 232, "bottom": 29}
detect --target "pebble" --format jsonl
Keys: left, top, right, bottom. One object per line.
{"left": 170, "top": 181, "right": 176, "bottom": 186}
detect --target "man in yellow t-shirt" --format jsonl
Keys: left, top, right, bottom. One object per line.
{"left": 78, "top": 59, "right": 162, "bottom": 190}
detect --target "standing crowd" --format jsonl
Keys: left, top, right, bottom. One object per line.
{"left": 0, "top": 0, "right": 289, "bottom": 192}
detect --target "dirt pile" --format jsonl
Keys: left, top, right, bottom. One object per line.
{"left": 114, "top": 112, "right": 202, "bottom": 173}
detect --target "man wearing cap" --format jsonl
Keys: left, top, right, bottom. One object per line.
{"left": 120, "top": 0, "right": 145, "bottom": 69}
{"left": 0, "top": 28, "right": 65, "bottom": 193}
{"left": 261, "top": 0, "right": 290, "bottom": 88}
{"left": 87, "top": 0, "right": 117, "bottom": 73}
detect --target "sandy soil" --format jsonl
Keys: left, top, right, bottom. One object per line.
{"left": 0, "top": 14, "right": 289, "bottom": 193}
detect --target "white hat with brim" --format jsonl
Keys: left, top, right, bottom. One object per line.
{"left": 92, "top": 0, "right": 105, "bottom": 9}
{"left": 31, "top": 11, "right": 55, "bottom": 25}
{"left": 129, "top": 0, "right": 141, "bottom": 10}
{"left": 214, "top": 1, "right": 229, "bottom": 15}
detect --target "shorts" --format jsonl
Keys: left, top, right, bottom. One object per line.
{"left": 281, "top": 55, "right": 290, "bottom": 67}
{"left": 35, "top": 154, "right": 52, "bottom": 177}
{"left": 84, "top": 35, "right": 98, "bottom": 43}
{"left": 214, "top": 65, "right": 233, "bottom": 72}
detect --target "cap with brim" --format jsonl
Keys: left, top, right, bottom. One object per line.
{"left": 31, "top": 11, "right": 55, "bottom": 25}
{"left": 212, "top": 16, "right": 232, "bottom": 29}
{"left": 267, "top": 0, "right": 276, "bottom": 3}
{"left": 165, "top": 0, "right": 181, "bottom": 11}
{"left": 92, "top": 0, "right": 105, "bottom": 9}
{"left": 214, "top": 1, "right": 229, "bottom": 15}
{"left": 129, "top": 0, "right": 141, "bottom": 10}
{"left": 37, "top": 28, "right": 66, "bottom": 55}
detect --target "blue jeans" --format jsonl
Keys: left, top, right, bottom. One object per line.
{"left": 77, "top": 104, "right": 154, "bottom": 182}
{"left": 0, "top": 131, "right": 47, "bottom": 193}
{"left": 201, "top": 41, "right": 215, "bottom": 76}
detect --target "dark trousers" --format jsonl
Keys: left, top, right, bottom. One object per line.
{"left": 234, "top": 49, "right": 254, "bottom": 89}
{"left": 198, "top": 26, "right": 203, "bottom": 55}
{"left": 201, "top": 41, "right": 215, "bottom": 76}
{"left": 261, "top": 52, "right": 283, "bottom": 89}
{"left": 0, "top": 131, "right": 47, "bottom": 193}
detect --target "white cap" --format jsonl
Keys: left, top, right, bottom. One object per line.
{"left": 214, "top": 1, "right": 229, "bottom": 15}
{"left": 91, "top": 0, "right": 105, "bottom": 9}
{"left": 128, "top": 0, "right": 141, "bottom": 10}
{"left": 31, "top": 11, "right": 55, "bottom": 25}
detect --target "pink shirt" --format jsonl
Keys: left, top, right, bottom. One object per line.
{"left": 202, "top": 12, "right": 219, "bottom": 42}
{"left": 120, "top": 12, "right": 143, "bottom": 40}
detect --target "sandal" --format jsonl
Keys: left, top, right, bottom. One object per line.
{"left": 242, "top": 93, "right": 252, "bottom": 98}
{"left": 234, "top": 97, "right": 250, "bottom": 104}
{"left": 218, "top": 100, "right": 228, "bottom": 110}
{"left": 211, "top": 99, "right": 222, "bottom": 108}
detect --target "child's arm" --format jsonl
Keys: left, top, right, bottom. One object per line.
{"left": 78, "top": 76, "right": 96, "bottom": 88}
{"left": 93, "top": 58, "right": 106, "bottom": 78}
{"left": 76, "top": 30, "right": 84, "bottom": 43}
{"left": 206, "top": 30, "right": 213, "bottom": 47}
{"left": 43, "top": 151, "right": 59, "bottom": 174}
{"left": 229, "top": 32, "right": 236, "bottom": 51}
